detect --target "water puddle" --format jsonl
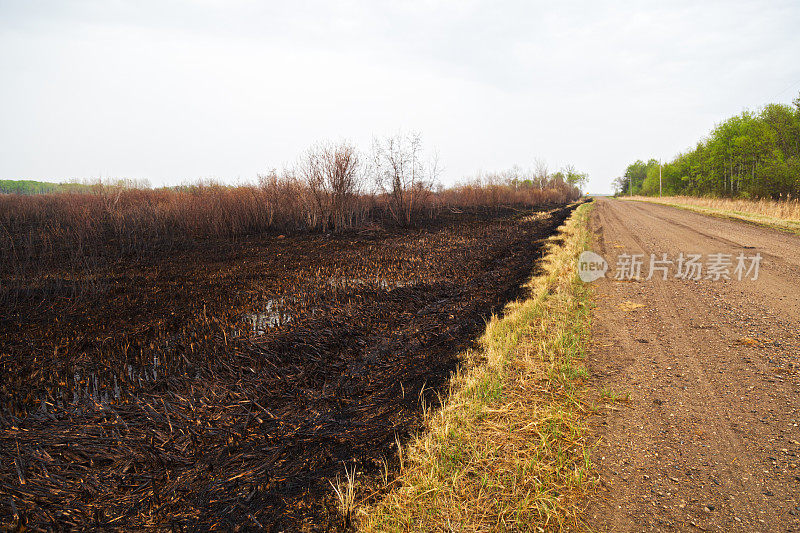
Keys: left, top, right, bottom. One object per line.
{"left": 244, "top": 298, "right": 293, "bottom": 334}
{"left": 29, "top": 354, "right": 178, "bottom": 417}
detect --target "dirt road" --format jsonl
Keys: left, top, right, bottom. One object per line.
{"left": 586, "top": 198, "right": 800, "bottom": 532}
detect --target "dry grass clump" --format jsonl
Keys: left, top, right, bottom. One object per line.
{"left": 627, "top": 195, "right": 800, "bottom": 233}
{"left": 358, "top": 201, "right": 595, "bottom": 532}
{"left": 331, "top": 464, "right": 358, "bottom": 529}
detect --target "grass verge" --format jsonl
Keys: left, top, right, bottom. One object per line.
{"left": 358, "top": 201, "right": 596, "bottom": 532}
{"left": 622, "top": 195, "right": 800, "bottom": 234}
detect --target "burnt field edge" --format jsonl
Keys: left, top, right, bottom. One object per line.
{"left": 360, "top": 200, "right": 596, "bottom": 531}
{"left": 0, "top": 201, "right": 585, "bottom": 531}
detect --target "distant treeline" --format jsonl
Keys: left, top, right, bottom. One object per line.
{"left": 0, "top": 180, "right": 98, "bottom": 195}
{"left": 616, "top": 93, "right": 800, "bottom": 199}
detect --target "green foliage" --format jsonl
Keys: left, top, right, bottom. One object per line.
{"left": 553, "top": 164, "right": 589, "bottom": 190}
{"left": 0, "top": 180, "right": 59, "bottom": 194}
{"left": 619, "top": 92, "right": 800, "bottom": 199}
{"left": 614, "top": 159, "right": 660, "bottom": 196}
{"left": 0, "top": 180, "right": 96, "bottom": 195}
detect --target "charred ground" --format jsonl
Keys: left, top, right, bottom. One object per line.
{"left": 0, "top": 204, "right": 577, "bottom": 530}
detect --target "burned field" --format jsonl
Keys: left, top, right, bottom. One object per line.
{"left": 0, "top": 204, "right": 576, "bottom": 530}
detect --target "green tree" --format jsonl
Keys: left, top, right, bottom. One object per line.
{"left": 621, "top": 92, "right": 800, "bottom": 199}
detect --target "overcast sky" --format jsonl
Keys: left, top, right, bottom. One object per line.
{"left": 1, "top": 0, "right": 799, "bottom": 193}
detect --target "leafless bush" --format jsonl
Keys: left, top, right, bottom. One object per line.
{"left": 369, "top": 132, "right": 440, "bottom": 225}
{"left": 257, "top": 169, "right": 310, "bottom": 231}
{"left": 297, "top": 141, "right": 366, "bottom": 231}
{"left": 533, "top": 158, "right": 550, "bottom": 189}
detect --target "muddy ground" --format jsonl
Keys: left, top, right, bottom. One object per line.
{"left": 585, "top": 198, "right": 800, "bottom": 532}
{"left": 0, "top": 204, "right": 576, "bottom": 531}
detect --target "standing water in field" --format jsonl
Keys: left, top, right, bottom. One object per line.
{"left": 244, "top": 298, "right": 293, "bottom": 334}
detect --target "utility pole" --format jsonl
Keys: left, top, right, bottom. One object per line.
{"left": 659, "top": 160, "right": 662, "bottom": 197}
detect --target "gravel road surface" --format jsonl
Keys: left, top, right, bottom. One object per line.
{"left": 586, "top": 198, "right": 800, "bottom": 532}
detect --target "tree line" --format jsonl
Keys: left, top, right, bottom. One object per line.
{"left": 0, "top": 180, "right": 99, "bottom": 195}
{"left": 615, "top": 93, "right": 800, "bottom": 199}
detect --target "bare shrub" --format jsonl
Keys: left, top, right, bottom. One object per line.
{"left": 323, "top": 142, "right": 365, "bottom": 231}
{"left": 369, "top": 132, "right": 440, "bottom": 225}
{"left": 296, "top": 141, "right": 365, "bottom": 231}
{"left": 258, "top": 169, "right": 311, "bottom": 232}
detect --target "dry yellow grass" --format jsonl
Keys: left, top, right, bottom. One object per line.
{"left": 625, "top": 196, "right": 800, "bottom": 233}
{"left": 358, "top": 202, "right": 596, "bottom": 532}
